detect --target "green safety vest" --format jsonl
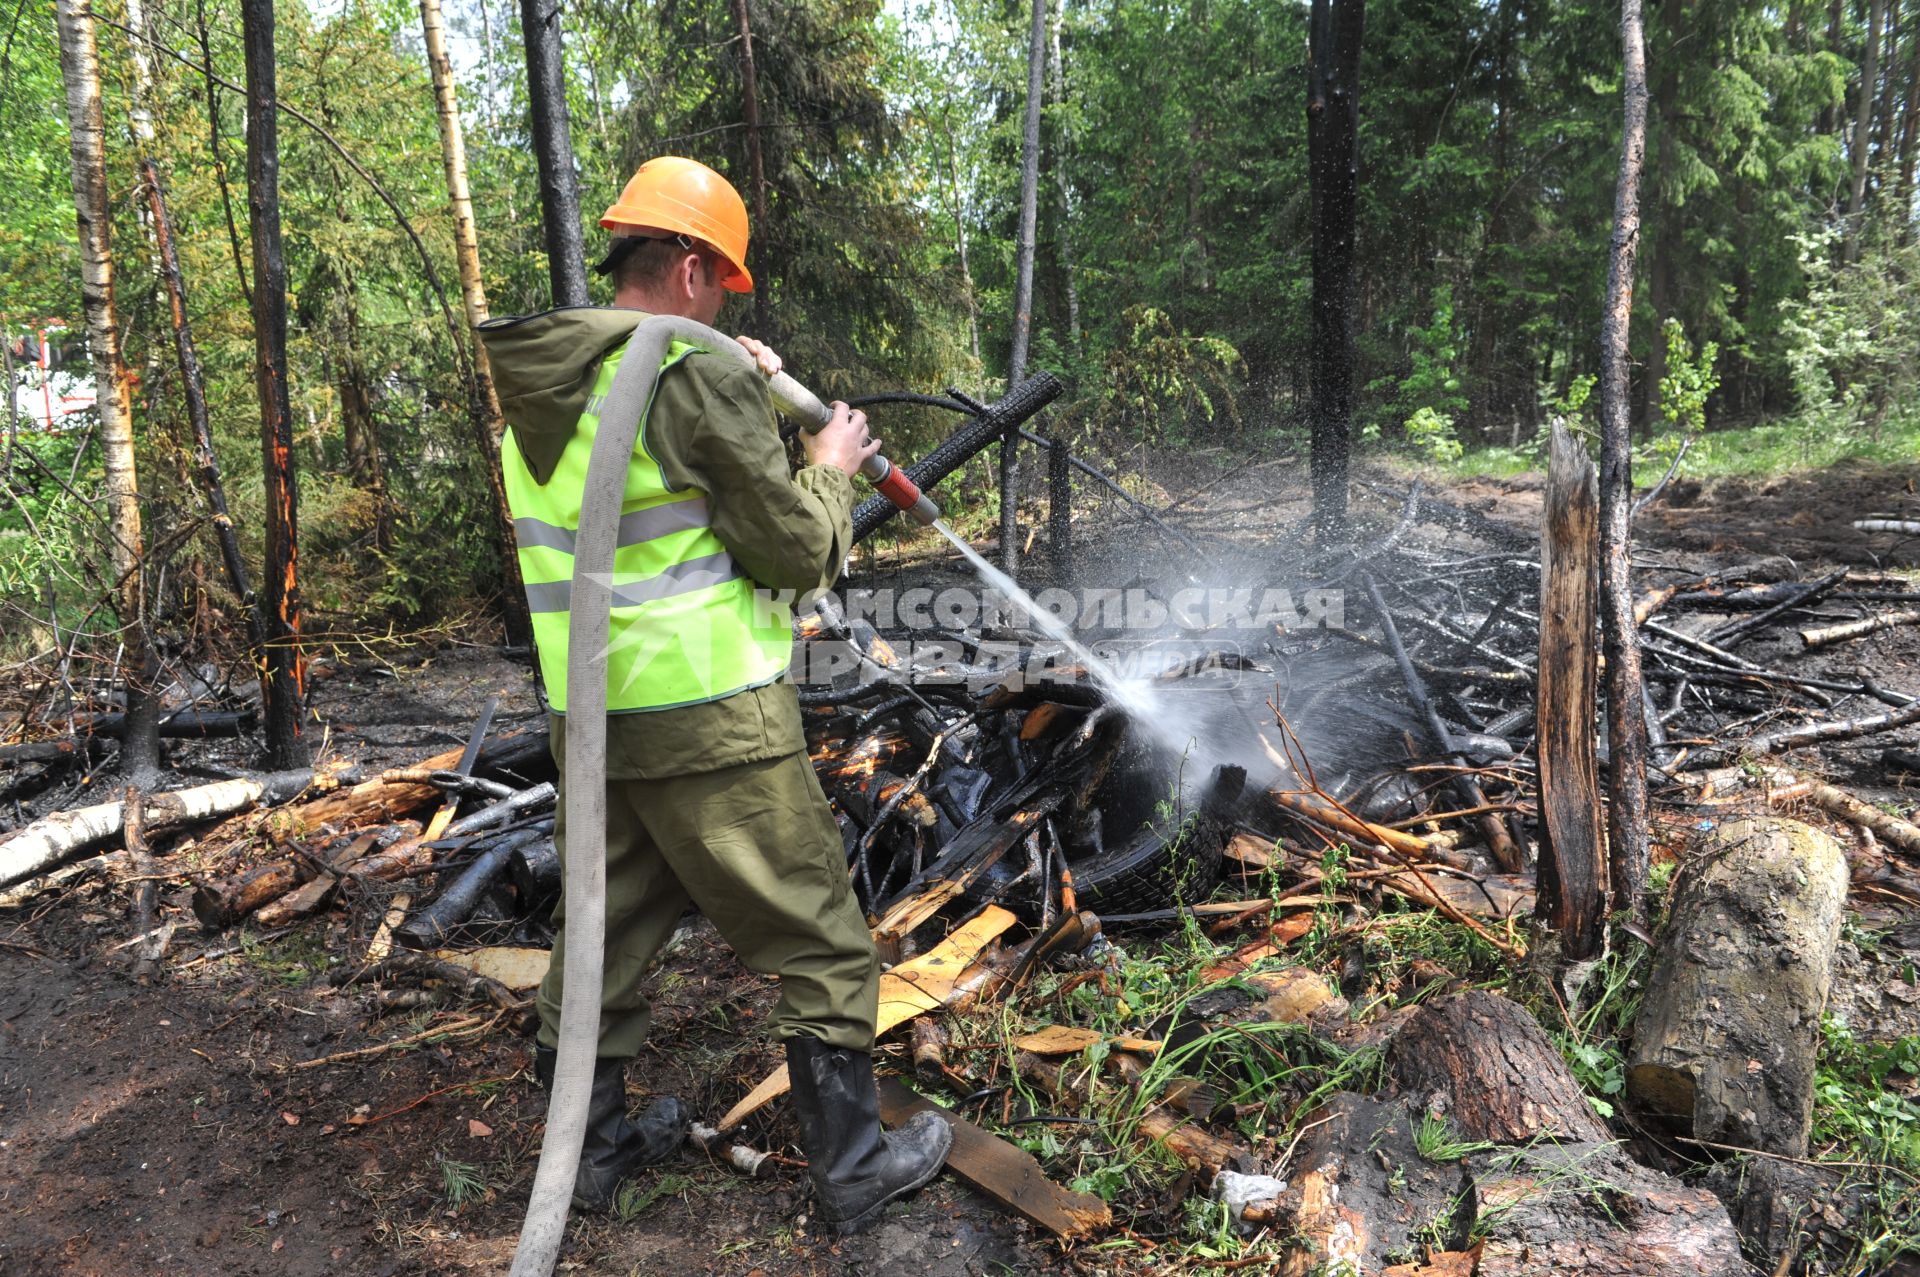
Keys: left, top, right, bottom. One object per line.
{"left": 502, "top": 338, "right": 792, "bottom": 714}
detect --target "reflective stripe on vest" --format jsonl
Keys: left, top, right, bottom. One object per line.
{"left": 501, "top": 337, "right": 793, "bottom": 713}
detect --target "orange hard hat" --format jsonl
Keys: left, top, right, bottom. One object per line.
{"left": 599, "top": 156, "right": 753, "bottom": 293}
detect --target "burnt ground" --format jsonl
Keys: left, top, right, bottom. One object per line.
{"left": 3, "top": 449, "right": 1919, "bottom": 1276}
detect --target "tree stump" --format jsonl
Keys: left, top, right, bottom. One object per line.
{"left": 1468, "top": 1142, "right": 1744, "bottom": 1276}
{"left": 1627, "top": 817, "right": 1847, "bottom": 1157}
{"left": 1274, "top": 1093, "right": 1467, "bottom": 1277}
{"left": 1388, "top": 990, "right": 1609, "bottom": 1144}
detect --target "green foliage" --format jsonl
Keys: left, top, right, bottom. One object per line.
{"left": 1656, "top": 318, "right": 1719, "bottom": 436}
{"left": 1091, "top": 305, "right": 1244, "bottom": 448}
{"left": 1366, "top": 285, "right": 1468, "bottom": 453}
{"left": 1814, "top": 1016, "right": 1920, "bottom": 1170}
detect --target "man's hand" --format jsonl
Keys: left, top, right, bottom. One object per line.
{"left": 804, "top": 402, "right": 882, "bottom": 477}
{"left": 735, "top": 335, "right": 783, "bottom": 379}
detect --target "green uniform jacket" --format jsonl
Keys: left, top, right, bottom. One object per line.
{"left": 480, "top": 306, "right": 852, "bottom": 779}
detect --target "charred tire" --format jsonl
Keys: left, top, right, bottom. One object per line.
{"left": 1067, "top": 820, "right": 1225, "bottom": 918}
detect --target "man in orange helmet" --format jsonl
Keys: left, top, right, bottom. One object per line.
{"left": 478, "top": 157, "right": 950, "bottom": 1231}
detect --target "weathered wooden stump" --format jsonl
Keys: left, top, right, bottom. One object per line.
{"left": 1468, "top": 1142, "right": 1745, "bottom": 1276}
{"left": 1627, "top": 816, "right": 1848, "bottom": 1157}
{"left": 1273, "top": 1093, "right": 1467, "bottom": 1277}
{"left": 1388, "top": 989, "right": 1609, "bottom": 1143}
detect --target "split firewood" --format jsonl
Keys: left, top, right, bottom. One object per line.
{"left": 251, "top": 832, "right": 381, "bottom": 928}
{"left": 1628, "top": 818, "right": 1847, "bottom": 1157}
{"left": 1387, "top": 990, "right": 1608, "bottom": 1144}
{"left": 1, "top": 770, "right": 313, "bottom": 892}
{"left": 1799, "top": 608, "right": 1920, "bottom": 648}
{"left": 912, "top": 1019, "right": 948, "bottom": 1080}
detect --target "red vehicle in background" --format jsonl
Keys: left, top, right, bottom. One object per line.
{"left": 5, "top": 321, "right": 97, "bottom": 430}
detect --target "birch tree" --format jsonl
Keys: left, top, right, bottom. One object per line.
{"left": 420, "top": 0, "right": 533, "bottom": 651}
{"left": 53, "top": 0, "right": 161, "bottom": 781}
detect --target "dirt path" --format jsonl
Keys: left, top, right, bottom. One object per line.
{"left": 0, "top": 905, "right": 1064, "bottom": 1276}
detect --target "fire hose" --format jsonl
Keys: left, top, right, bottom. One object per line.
{"left": 507, "top": 315, "right": 1060, "bottom": 1277}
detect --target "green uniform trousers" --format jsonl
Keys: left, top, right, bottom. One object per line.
{"left": 535, "top": 738, "right": 879, "bottom": 1058}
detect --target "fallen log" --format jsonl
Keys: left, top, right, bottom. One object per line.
{"left": 250, "top": 831, "right": 383, "bottom": 928}
{"left": 0, "top": 709, "right": 257, "bottom": 762}
{"left": 394, "top": 826, "right": 547, "bottom": 948}
{"left": 1746, "top": 697, "right": 1920, "bottom": 755}
{"left": 1704, "top": 569, "right": 1848, "bottom": 648}
{"left": 507, "top": 836, "right": 559, "bottom": 913}
{"left": 1799, "top": 608, "right": 1920, "bottom": 648}
{"left": 1627, "top": 817, "right": 1847, "bottom": 1157}
{"left": 1386, "top": 990, "right": 1608, "bottom": 1144}
{"left": 1468, "top": 1142, "right": 1744, "bottom": 1276}
{"left": 0, "top": 770, "right": 312, "bottom": 891}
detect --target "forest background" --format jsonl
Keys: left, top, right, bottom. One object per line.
{"left": 3, "top": 0, "right": 1918, "bottom": 665}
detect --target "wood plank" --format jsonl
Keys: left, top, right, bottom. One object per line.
{"left": 717, "top": 905, "right": 1019, "bottom": 1129}
{"left": 875, "top": 1076, "right": 1111, "bottom": 1239}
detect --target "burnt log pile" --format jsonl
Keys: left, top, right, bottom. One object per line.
{"left": 3, "top": 478, "right": 1918, "bottom": 1272}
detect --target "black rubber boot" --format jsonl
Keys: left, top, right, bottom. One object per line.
{"left": 534, "top": 1045, "right": 690, "bottom": 1212}
{"left": 785, "top": 1036, "right": 954, "bottom": 1235}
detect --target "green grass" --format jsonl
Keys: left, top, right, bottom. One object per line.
{"left": 1438, "top": 407, "right": 1920, "bottom": 485}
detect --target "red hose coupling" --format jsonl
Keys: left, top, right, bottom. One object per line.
{"left": 870, "top": 456, "right": 917, "bottom": 509}
{"left": 859, "top": 454, "right": 941, "bottom": 526}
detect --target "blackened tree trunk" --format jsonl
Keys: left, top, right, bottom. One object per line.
{"left": 143, "top": 161, "right": 263, "bottom": 656}
{"left": 1900, "top": 16, "right": 1920, "bottom": 234}
{"left": 1050, "top": 0, "right": 1080, "bottom": 352}
{"left": 241, "top": 0, "right": 310, "bottom": 770}
{"left": 1598, "top": 0, "right": 1651, "bottom": 922}
{"left": 1847, "top": 0, "right": 1888, "bottom": 260}
{"left": 1307, "top": 0, "right": 1364, "bottom": 542}
{"left": 126, "top": 0, "right": 261, "bottom": 662}
{"left": 520, "top": 0, "right": 587, "bottom": 308}
{"left": 1003, "top": 0, "right": 1047, "bottom": 575}
{"left": 421, "top": 0, "right": 532, "bottom": 650}
{"left": 731, "top": 0, "right": 771, "bottom": 339}
{"left": 54, "top": 0, "right": 161, "bottom": 783}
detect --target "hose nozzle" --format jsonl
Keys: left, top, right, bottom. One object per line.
{"left": 765, "top": 371, "right": 941, "bottom": 527}
{"left": 864, "top": 454, "right": 942, "bottom": 526}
